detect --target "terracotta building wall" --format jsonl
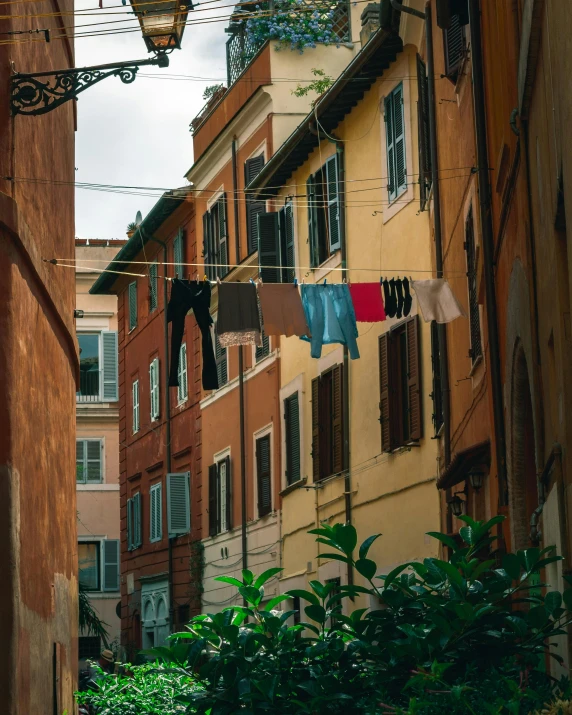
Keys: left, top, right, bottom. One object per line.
{"left": 0, "top": 4, "right": 77, "bottom": 712}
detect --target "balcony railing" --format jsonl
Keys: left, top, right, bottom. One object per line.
{"left": 225, "top": 17, "right": 266, "bottom": 87}
{"left": 77, "top": 370, "right": 101, "bottom": 403}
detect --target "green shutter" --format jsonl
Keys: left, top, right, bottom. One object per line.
{"left": 86, "top": 440, "right": 102, "bottom": 483}
{"left": 150, "top": 483, "right": 162, "bottom": 542}
{"left": 283, "top": 202, "right": 295, "bottom": 283}
{"left": 178, "top": 343, "right": 188, "bottom": 402}
{"left": 258, "top": 212, "right": 280, "bottom": 283}
{"left": 284, "top": 392, "right": 300, "bottom": 485}
{"left": 245, "top": 156, "right": 266, "bottom": 255}
{"left": 149, "top": 262, "right": 158, "bottom": 312}
{"left": 214, "top": 324, "right": 227, "bottom": 387}
{"left": 385, "top": 84, "right": 406, "bottom": 202}
{"left": 256, "top": 435, "right": 272, "bottom": 517}
{"left": 150, "top": 358, "right": 160, "bottom": 420}
{"left": 103, "top": 540, "right": 120, "bottom": 592}
{"left": 203, "top": 211, "right": 214, "bottom": 282}
{"left": 307, "top": 174, "right": 319, "bottom": 267}
{"left": 102, "top": 331, "right": 118, "bottom": 402}
{"left": 127, "top": 498, "right": 133, "bottom": 551}
{"left": 256, "top": 331, "right": 270, "bottom": 362}
{"left": 76, "top": 440, "right": 85, "bottom": 483}
{"left": 167, "top": 472, "right": 191, "bottom": 537}
{"left": 128, "top": 281, "right": 137, "bottom": 330}
{"left": 217, "top": 194, "right": 229, "bottom": 277}
{"left": 326, "top": 155, "right": 340, "bottom": 252}
{"left": 133, "top": 492, "right": 142, "bottom": 548}
{"left": 173, "top": 229, "right": 184, "bottom": 278}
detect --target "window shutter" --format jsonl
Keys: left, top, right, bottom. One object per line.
{"left": 417, "top": 54, "right": 431, "bottom": 210}
{"left": 326, "top": 155, "right": 340, "bottom": 252}
{"left": 307, "top": 174, "right": 319, "bottom": 267}
{"left": 224, "top": 456, "right": 232, "bottom": 530}
{"left": 282, "top": 202, "right": 295, "bottom": 283}
{"left": 127, "top": 498, "right": 133, "bottom": 551}
{"left": 311, "top": 377, "right": 320, "bottom": 480}
{"left": 203, "top": 211, "right": 213, "bottom": 282}
{"left": 430, "top": 321, "right": 444, "bottom": 434}
{"left": 465, "top": 210, "right": 482, "bottom": 362}
{"left": 102, "top": 331, "right": 118, "bottom": 402}
{"left": 406, "top": 315, "right": 422, "bottom": 441}
{"left": 149, "top": 262, "right": 158, "bottom": 312}
{"left": 132, "top": 380, "right": 140, "bottom": 433}
{"left": 208, "top": 464, "right": 218, "bottom": 536}
{"left": 103, "top": 540, "right": 120, "bottom": 592}
{"left": 128, "top": 281, "right": 137, "bottom": 330}
{"left": 332, "top": 365, "right": 344, "bottom": 475}
{"left": 173, "top": 229, "right": 184, "bottom": 278}
{"left": 384, "top": 94, "right": 396, "bottom": 202}
{"left": 86, "top": 440, "right": 102, "bottom": 482}
{"left": 214, "top": 324, "right": 227, "bottom": 387}
{"left": 444, "top": 14, "right": 466, "bottom": 79}
{"left": 256, "top": 435, "right": 272, "bottom": 517}
{"left": 167, "top": 472, "right": 190, "bottom": 537}
{"left": 257, "top": 212, "right": 281, "bottom": 283}
{"left": 218, "top": 194, "right": 229, "bottom": 278}
{"left": 379, "top": 332, "right": 393, "bottom": 452}
{"left": 255, "top": 332, "right": 270, "bottom": 362}
{"left": 76, "top": 440, "right": 85, "bottom": 483}
{"left": 150, "top": 483, "right": 162, "bottom": 542}
{"left": 392, "top": 84, "right": 407, "bottom": 196}
{"left": 178, "top": 343, "right": 188, "bottom": 402}
{"left": 134, "top": 492, "right": 142, "bottom": 548}
{"left": 284, "top": 393, "right": 300, "bottom": 485}
{"left": 245, "top": 156, "right": 266, "bottom": 255}
{"left": 150, "top": 358, "right": 160, "bottom": 420}
{"left": 245, "top": 154, "right": 265, "bottom": 185}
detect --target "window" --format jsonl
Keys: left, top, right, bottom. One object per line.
{"left": 178, "top": 343, "right": 188, "bottom": 402}
{"left": 132, "top": 379, "right": 140, "bottom": 434}
{"left": 384, "top": 83, "right": 407, "bottom": 203}
{"left": 430, "top": 321, "right": 444, "bottom": 434}
{"left": 203, "top": 195, "right": 228, "bottom": 281}
{"left": 149, "top": 261, "right": 158, "bottom": 312}
{"left": 311, "top": 365, "right": 344, "bottom": 481}
{"left": 257, "top": 202, "right": 295, "bottom": 283}
{"left": 208, "top": 456, "right": 231, "bottom": 536}
{"left": 214, "top": 324, "right": 228, "bottom": 387}
{"left": 77, "top": 332, "right": 118, "bottom": 402}
{"left": 128, "top": 281, "right": 137, "bottom": 331}
{"left": 255, "top": 332, "right": 270, "bottom": 362}
{"left": 245, "top": 154, "right": 266, "bottom": 255}
{"left": 256, "top": 434, "right": 272, "bottom": 517}
{"left": 443, "top": 14, "right": 467, "bottom": 81}
{"left": 379, "top": 315, "right": 422, "bottom": 452}
{"left": 284, "top": 392, "right": 301, "bottom": 486}
{"left": 78, "top": 636, "right": 101, "bottom": 661}
{"left": 127, "top": 492, "right": 142, "bottom": 551}
{"left": 307, "top": 155, "right": 340, "bottom": 268}
{"left": 173, "top": 228, "right": 185, "bottom": 278}
{"left": 76, "top": 439, "right": 102, "bottom": 483}
{"left": 416, "top": 55, "right": 431, "bottom": 210}
{"left": 464, "top": 209, "right": 482, "bottom": 363}
{"left": 78, "top": 540, "right": 120, "bottom": 593}
{"left": 150, "top": 482, "right": 163, "bottom": 543}
{"left": 167, "top": 472, "right": 191, "bottom": 537}
{"left": 150, "top": 358, "right": 160, "bottom": 421}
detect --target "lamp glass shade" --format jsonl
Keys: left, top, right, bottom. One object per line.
{"left": 448, "top": 494, "right": 465, "bottom": 517}
{"left": 130, "top": 0, "right": 188, "bottom": 51}
{"left": 468, "top": 469, "right": 485, "bottom": 491}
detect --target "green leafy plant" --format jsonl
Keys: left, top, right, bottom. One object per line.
{"left": 202, "top": 83, "right": 225, "bottom": 102}
{"left": 292, "top": 68, "right": 333, "bottom": 103}
{"left": 79, "top": 581, "right": 109, "bottom": 647}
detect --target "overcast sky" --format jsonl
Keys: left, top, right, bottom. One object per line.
{"left": 75, "top": 1, "right": 229, "bottom": 239}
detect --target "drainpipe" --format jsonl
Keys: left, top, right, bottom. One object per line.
{"left": 468, "top": 0, "right": 508, "bottom": 506}
{"left": 231, "top": 138, "right": 248, "bottom": 577}
{"left": 144, "top": 228, "right": 174, "bottom": 631}
{"left": 390, "top": 0, "right": 452, "bottom": 531}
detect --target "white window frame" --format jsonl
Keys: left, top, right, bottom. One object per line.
{"left": 178, "top": 343, "right": 188, "bottom": 404}
{"left": 76, "top": 438, "right": 104, "bottom": 484}
{"left": 77, "top": 537, "right": 120, "bottom": 593}
{"left": 213, "top": 447, "right": 231, "bottom": 535}
{"left": 77, "top": 331, "right": 103, "bottom": 400}
{"left": 149, "top": 482, "right": 163, "bottom": 543}
{"left": 132, "top": 379, "right": 140, "bottom": 434}
{"left": 252, "top": 424, "right": 273, "bottom": 518}
{"left": 150, "top": 357, "right": 160, "bottom": 421}
{"left": 279, "top": 375, "right": 305, "bottom": 491}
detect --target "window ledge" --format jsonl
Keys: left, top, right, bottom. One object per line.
{"left": 77, "top": 484, "right": 119, "bottom": 491}
{"left": 313, "top": 252, "right": 341, "bottom": 283}
{"left": 469, "top": 354, "right": 483, "bottom": 377}
{"left": 280, "top": 477, "right": 307, "bottom": 497}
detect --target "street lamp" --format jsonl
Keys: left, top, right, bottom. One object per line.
{"left": 467, "top": 467, "right": 485, "bottom": 492}
{"left": 447, "top": 492, "right": 466, "bottom": 518}
{"left": 129, "top": 0, "right": 191, "bottom": 52}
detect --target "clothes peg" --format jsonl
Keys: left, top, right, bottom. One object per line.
{"left": 203, "top": 274, "right": 208, "bottom": 282}
{"left": 216, "top": 276, "right": 221, "bottom": 285}
{"left": 293, "top": 278, "right": 298, "bottom": 287}
{"left": 323, "top": 278, "right": 327, "bottom": 286}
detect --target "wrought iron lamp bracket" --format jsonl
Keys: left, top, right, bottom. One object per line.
{"left": 11, "top": 53, "right": 169, "bottom": 116}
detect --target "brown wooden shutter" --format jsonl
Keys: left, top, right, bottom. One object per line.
{"left": 406, "top": 315, "right": 422, "bottom": 441}
{"left": 443, "top": 14, "right": 466, "bottom": 80}
{"left": 332, "top": 364, "right": 344, "bottom": 475}
{"left": 416, "top": 54, "right": 431, "bottom": 210}
{"left": 311, "top": 376, "right": 320, "bottom": 481}
{"left": 256, "top": 435, "right": 272, "bottom": 517}
{"left": 208, "top": 464, "right": 218, "bottom": 536}
{"left": 224, "top": 456, "right": 232, "bottom": 530}
{"left": 379, "top": 332, "right": 393, "bottom": 452}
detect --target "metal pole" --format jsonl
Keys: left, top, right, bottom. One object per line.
{"left": 239, "top": 346, "right": 248, "bottom": 576}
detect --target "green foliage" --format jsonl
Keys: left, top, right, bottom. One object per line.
{"left": 75, "top": 662, "right": 201, "bottom": 714}
{"left": 86, "top": 517, "right": 572, "bottom": 713}
{"left": 292, "top": 68, "right": 334, "bottom": 102}
{"left": 79, "top": 581, "right": 109, "bottom": 647}
{"left": 202, "top": 84, "right": 225, "bottom": 102}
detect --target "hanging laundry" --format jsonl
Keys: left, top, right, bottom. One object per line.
{"left": 217, "top": 281, "right": 262, "bottom": 347}
{"left": 349, "top": 282, "right": 386, "bottom": 322}
{"left": 167, "top": 279, "right": 218, "bottom": 391}
{"left": 382, "top": 279, "right": 397, "bottom": 318}
{"left": 300, "top": 283, "right": 360, "bottom": 359}
{"left": 258, "top": 283, "right": 310, "bottom": 337}
{"left": 395, "top": 279, "right": 405, "bottom": 319}
{"left": 411, "top": 279, "right": 466, "bottom": 323}
{"left": 402, "top": 277, "right": 413, "bottom": 317}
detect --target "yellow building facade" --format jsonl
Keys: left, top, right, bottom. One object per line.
{"left": 251, "top": 30, "right": 441, "bottom": 609}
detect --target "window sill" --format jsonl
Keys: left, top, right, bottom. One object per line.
{"left": 313, "top": 252, "right": 341, "bottom": 283}
{"left": 280, "top": 477, "right": 307, "bottom": 497}
{"left": 176, "top": 398, "right": 188, "bottom": 408}
{"left": 77, "top": 484, "right": 119, "bottom": 491}
{"left": 382, "top": 184, "right": 414, "bottom": 224}
{"left": 469, "top": 354, "right": 483, "bottom": 377}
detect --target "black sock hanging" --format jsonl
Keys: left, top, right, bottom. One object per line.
{"left": 388, "top": 279, "right": 398, "bottom": 318}
{"left": 402, "top": 277, "right": 412, "bottom": 317}
{"left": 395, "top": 279, "right": 404, "bottom": 319}
{"left": 382, "top": 279, "right": 394, "bottom": 318}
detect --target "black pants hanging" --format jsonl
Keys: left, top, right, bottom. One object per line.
{"left": 167, "top": 279, "right": 218, "bottom": 391}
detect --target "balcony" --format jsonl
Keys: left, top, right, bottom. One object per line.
{"left": 77, "top": 370, "right": 101, "bottom": 403}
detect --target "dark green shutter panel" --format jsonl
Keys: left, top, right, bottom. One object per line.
{"left": 307, "top": 174, "right": 319, "bottom": 267}
{"left": 417, "top": 54, "right": 431, "bottom": 210}
{"left": 208, "top": 464, "right": 218, "bottom": 536}
{"left": 103, "top": 540, "right": 120, "bottom": 592}
{"left": 149, "top": 262, "right": 158, "bottom": 312}
{"left": 444, "top": 14, "right": 466, "bottom": 79}
{"left": 86, "top": 440, "right": 102, "bottom": 482}
{"left": 127, "top": 498, "right": 133, "bottom": 551}
{"left": 245, "top": 154, "right": 265, "bottom": 185}
{"left": 384, "top": 94, "right": 396, "bottom": 202}
{"left": 255, "top": 332, "right": 270, "bottom": 362}
{"left": 128, "top": 281, "right": 137, "bottom": 330}
{"left": 406, "top": 315, "right": 422, "bottom": 441}
{"left": 465, "top": 209, "right": 482, "bottom": 361}
{"left": 311, "top": 377, "right": 320, "bottom": 480}
{"left": 224, "top": 456, "right": 232, "bottom": 530}
{"left": 332, "top": 365, "right": 344, "bottom": 475}
{"left": 258, "top": 212, "right": 280, "bottom": 283}
{"left": 245, "top": 156, "right": 266, "bottom": 255}
{"left": 392, "top": 84, "right": 407, "bottom": 196}
{"left": 134, "top": 492, "right": 142, "bottom": 548}
{"left": 173, "top": 229, "right": 184, "bottom": 278}
{"left": 167, "top": 472, "right": 191, "bottom": 537}
{"left": 284, "top": 392, "right": 300, "bottom": 485}
{"left": 214, "top": 324, "right": 227, "bottom": 386}
{"left": 430, "top": 321, "right": 443, "bottom": 434}
{"left": 76, "top": 440, "right": 85, "bottom": 483}
{"left": 102, "top": 331, "right": 118, "bottom": 401}
{"left": 379, "top": 332, "right": 393, "bottom": 452}
{"left": 326, "top": 155, "right": 340, "bottom": 252}
{"left": 218, "top": 194, "right": 229, "bottom": 278}
{"left": 256, "top": 435, "right": 272, "bottom": 517}
{"left": 283, "top": 203, "right": 295, "bottom": 283}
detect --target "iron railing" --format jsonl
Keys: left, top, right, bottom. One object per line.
{"left": 77, "top": 370, "right": 101, "bottom": 403}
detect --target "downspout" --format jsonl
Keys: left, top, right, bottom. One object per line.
{"left": 144, "top": 228, "right": 174, "bottom": 631}
{"left": 390, "top": 0, "right": 452, "bottom": 530}
{"left": 232, "top": 136, "right": 248, "bottom": 577}
{"left": 468, "top": 0, "right": 508, "bottom": 506}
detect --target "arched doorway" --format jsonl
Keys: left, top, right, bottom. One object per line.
{"left": 508, "top": 344, "right": 538, "bottom": 551}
